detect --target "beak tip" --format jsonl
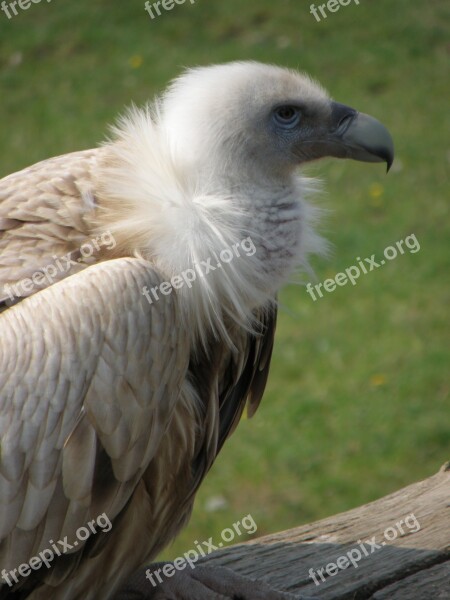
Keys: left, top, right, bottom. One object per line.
{"left": 385, "top": 145, "right": 395, "bottom": 173}
{"left": 340, "top": 110, "right": 395, "bottom": 172}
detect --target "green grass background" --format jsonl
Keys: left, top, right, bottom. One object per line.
{"left": 0, "top": 0, "right": 448, "bottom": 557}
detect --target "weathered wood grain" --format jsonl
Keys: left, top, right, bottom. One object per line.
{"left": 203, "top": 462, "right": 450, "bottom": 599}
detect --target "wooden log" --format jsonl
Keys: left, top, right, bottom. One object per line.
{"left": 203, "top": 462, "right": 450, "bottom": 598}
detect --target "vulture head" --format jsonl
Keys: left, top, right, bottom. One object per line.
{"left": 161, "top": 61, "right": 393, "bottom": 178}
{"left": 95, "top": 61, "right": 394, "bottom": 344}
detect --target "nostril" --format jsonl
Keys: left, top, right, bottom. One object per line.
{"left": 337, "top": 113, "right": 355, "bottom": 130}
{"left": 330, "top": 102, "right": 358, "bottom": 133}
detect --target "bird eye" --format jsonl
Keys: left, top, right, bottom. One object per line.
{"left": 273, "top": 106, "right": 301, "bottom": 128}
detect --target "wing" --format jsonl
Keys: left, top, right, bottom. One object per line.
{"left": 188, "top": 305, "right": 278, "bottom": 488}
{"left": 0, "top": 149, "right": 105, "bottom": 310}
{"left": 218, "top": 307, "right": 278, "bottom": 447}
{"left": 0, "top": 257, "right": 190, "bottom": 594}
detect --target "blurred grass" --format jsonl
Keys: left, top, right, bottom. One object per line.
{"left": 0, "top": 0, "right": 448, "bottom": 558}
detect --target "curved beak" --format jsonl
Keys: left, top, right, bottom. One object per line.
{"left": 331, "top": 103, "right": 395, "bottom": 172}
{"left": 297, "top": 102, "right": 395, "bottom": 172}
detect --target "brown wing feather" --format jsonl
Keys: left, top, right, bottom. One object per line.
{"left": 0, "top": 149, "right": 104, "bottom": 310}
{"left": 217, "top": 306, "right": 278, "bottom": 448}
{"left": 0, "top": 258, "right": 190, "bottom": 598}
{"left": 187, "top": 305, "right": 278, "bottom": 495}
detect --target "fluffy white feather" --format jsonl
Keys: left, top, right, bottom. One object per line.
{"left": 93, "top": 62, "right": 328, "bottom": 345}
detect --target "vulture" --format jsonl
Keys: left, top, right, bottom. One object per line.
{"left": 0, "top": 61, "right": 393, "bottom": 600}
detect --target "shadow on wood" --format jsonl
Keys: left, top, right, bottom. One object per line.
{"left": 202, "top": 463, "right": 450, "bottom": 599}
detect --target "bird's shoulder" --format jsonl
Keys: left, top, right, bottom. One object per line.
{"left": 0, "top": 148, "right": 107, "bottom": 309}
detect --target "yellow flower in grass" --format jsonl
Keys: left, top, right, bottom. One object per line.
{"left": 369, "top": 182, "right": 384, "bottom": 207}
{"left": 129, "top": 55, "right": 143, "bottom": 69}
{"left": 370, "top": 374, "right": 386, "bottom": 387}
